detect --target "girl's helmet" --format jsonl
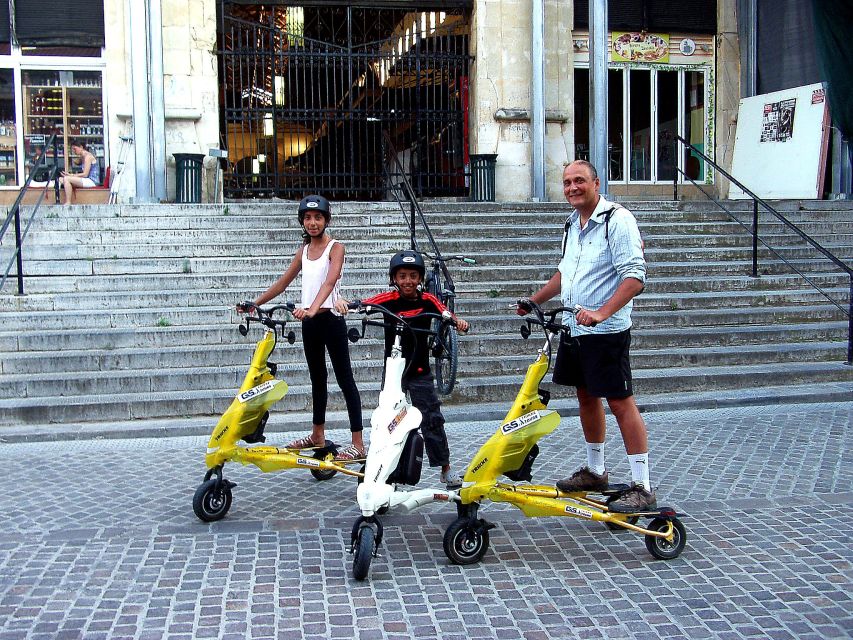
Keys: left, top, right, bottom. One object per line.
{"left": 298, "top": 195, "right": 331, "bottom": 224}
{"left": 389, "top": 249, "right": 425, "bottom": 284}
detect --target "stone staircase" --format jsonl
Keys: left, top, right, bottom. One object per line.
{"left": 0, "top": 199, "right": 851, "bottom": 437}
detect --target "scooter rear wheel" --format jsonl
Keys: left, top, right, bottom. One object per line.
{"left": 443, "top": 517, "right": 490, "bottom": 565}
{"left": 352, "top": 525, "right": 375, "bottom": 581}
{"left": 310, "top": 449, "right": 338, "bottom": 481}
{"left": 644, "top": 517, "right": 687, "bottom": 560}
{"left": 192, "top": 479, "right": 233, "bottom": 522}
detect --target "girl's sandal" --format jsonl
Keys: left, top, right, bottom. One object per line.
{"left": 286, "top": 434, "right": 319, "bottom": 450}
{"left": 334, "top": 444, "right": 366, "bottom": 461}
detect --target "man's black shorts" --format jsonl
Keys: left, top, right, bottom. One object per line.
{"left": 552, "top": 329, "right": 633, "bottom": 399}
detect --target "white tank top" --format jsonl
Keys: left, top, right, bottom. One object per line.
{"left": 300, "top": 239, "right": 342, "bottom": 314}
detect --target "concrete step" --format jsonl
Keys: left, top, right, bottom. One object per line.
{"left": 3, "top": 319, "right": 847, "bottom": 356}
{"left": 2, "top": 339, "right": 847, "bottom": 396}
{"left": 1, "top": 360, "right": 850, "bottom": 426}
{"left": 3, "top": 381, "right": 852, "bottom": 442}
{"left": 0, "top": 300, "right": 846, "bottom": 333}
{"left": 2, "top": 279, "right": 848, "bottom": 313}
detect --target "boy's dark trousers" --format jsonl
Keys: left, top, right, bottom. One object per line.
{"left": 402, "top": 373, "right": 450, "bottom": 467}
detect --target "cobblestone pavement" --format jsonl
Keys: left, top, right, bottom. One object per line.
{"left": 0, "top": 402, "right": 851, "bottom": 640}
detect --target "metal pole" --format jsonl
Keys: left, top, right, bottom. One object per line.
{"left": 531, "top": 0, "right": 545, "bottom": 201}
{"left": 847, "top": 275, "right": 852, "bottom": 365}
{"left": 751, "top": 199, "right": 759, "bottom": 277}
{"left": 52, "top": 135, "right": 60, "bottom": 204}
{"left": 589, "top": 0, "right": 609, "bottom": 194}
{"left": 13, "top": 203, "right": 23, "bottom": 295}
{"left": 148, "top": 0, "right": 167, "bottom": 202}
{"left": 129, "top": 0, "right": 154, "bottom": 202}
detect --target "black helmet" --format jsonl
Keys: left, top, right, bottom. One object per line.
{"left": 298, "top": 195, "right": 331, "bottom": 224}
{"left": 389, "top": 250, "right": 425, "bottom": 284}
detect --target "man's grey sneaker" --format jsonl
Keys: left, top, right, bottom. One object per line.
{"left": 556, "top": 466, "right": 609, "bottom": 493}
{"left": 608, "top": 484, "right": 657, "bottom": 513}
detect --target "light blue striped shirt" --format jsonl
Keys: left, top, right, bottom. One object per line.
{"left": 558, "top": 195, "right": 646, "bottom": 336}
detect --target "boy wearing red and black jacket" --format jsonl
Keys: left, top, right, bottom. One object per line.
{"left": 338, "top": 249, "right": 469, "bottom": 487}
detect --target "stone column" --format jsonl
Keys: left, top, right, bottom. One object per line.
{"left": 716, "top": 0, "right": 741, "bottom": 198}
{"left": 470, "top": 0, "right": 574, "bottom": 201}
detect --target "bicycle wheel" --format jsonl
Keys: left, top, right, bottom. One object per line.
{"left": 434, "top": 322, "right": 458, "bottom": 395}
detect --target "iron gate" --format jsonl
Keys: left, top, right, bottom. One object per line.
{"left": 218, "top": 3, "right": 472, "bottom": 200}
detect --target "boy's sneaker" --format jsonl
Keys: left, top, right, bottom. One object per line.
{"left": 556, "top": 466, "right": 609, "bottom": 493}
{"left": 440, "top": 468, "right": 463, "bottom": 488}
{"left": 608, "top": 484, "right": 657, "bottom": 513}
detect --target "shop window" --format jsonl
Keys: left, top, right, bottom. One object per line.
{"left": 0, "top": 69, "right": 17, "bottom": 186}
{"left": 22, "top": 69, "right": 104, "bottom": 182}
{"left": 629, "top": 69, "right": 651, "bottom": 181}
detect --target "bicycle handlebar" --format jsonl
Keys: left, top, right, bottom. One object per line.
{"left": 236, "top": 301, "right": 296, "bottom": 331}
{"left": 422, "top": 252, "right": 477, "bottom": 265}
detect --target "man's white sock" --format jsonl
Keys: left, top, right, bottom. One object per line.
{"left": 628, "top": 452, "right": 651, "bottom": 491}
{"left": 586, "top": 441, "right": 606, "bottom": 476}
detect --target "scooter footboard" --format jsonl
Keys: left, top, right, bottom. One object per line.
{"left": 489, "top": 487, "right": 608, "bottom": 521}
{"left": 387, "top": 488, "right": 459, "bottom": 514}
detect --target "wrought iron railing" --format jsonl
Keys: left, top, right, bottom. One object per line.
{"left": 673, "top": 134, "right": 852, "bottom": 364}
{"left": 0, "top": 134, "right": 61, "bottom": 295}
{"left": 381, "top": 129, "right": 454, "bottom": 290}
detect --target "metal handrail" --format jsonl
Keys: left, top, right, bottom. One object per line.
{"left": 673, "top": 134, "right": 852, "bottom": 364}
{"left": 381, "top": 130, "right": 455, "bottom": 291}
{"left": 1, "top": 133, "right": 62, "bottom": 295}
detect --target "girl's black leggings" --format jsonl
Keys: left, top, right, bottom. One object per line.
{"left": 301, "top": 312, "right": 364, "bottom": 432}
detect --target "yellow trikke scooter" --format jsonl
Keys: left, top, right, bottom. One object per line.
{"left": 442, "top": 301, "right": 687, "bottom": 564}
{"left": 192, "top": 302, "right": 364, "bottom": 522}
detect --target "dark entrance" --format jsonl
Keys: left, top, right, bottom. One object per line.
{"left": 218, "top": 2, "right": 472, "bottom": 200}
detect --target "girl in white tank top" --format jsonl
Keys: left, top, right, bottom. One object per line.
{"left": 244, "top": 196, "right": 365, "bottom": 459}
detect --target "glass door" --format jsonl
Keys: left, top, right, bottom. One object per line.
{"left": 573, "top": 65, "right": 709, "bottom": 184}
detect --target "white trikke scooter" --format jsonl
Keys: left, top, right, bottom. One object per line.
{"left": 345, "top": 302, "right": 463, "bottom": 581}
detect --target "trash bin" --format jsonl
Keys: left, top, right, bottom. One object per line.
{"left": 469, "top": 154, "right": 498, "bottom": 202}
{"left": 174, "top": 153, "right": 205, "bottom": 203}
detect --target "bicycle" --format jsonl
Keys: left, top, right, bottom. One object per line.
{"left": 421, "top": 252, "right": 475, "bottom": 395}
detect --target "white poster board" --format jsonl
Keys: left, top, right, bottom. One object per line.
{"left": 728, "top": 83, "right": 829, "bottom": 199}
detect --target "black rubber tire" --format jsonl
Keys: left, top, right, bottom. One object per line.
{"left": 352, "top": 525, "right": 375, "bottom": 581}
{"left": 644, "top": 517, "right": 687, "bottom": 560}
{"left": 434, "top": 324, "right": 459, "bottom": 396}
{"left": 192, "top": 479, "right": 233, "bottom": 522}
{"left": 443, "top": 518, "right": 490, "bottom": 565}
{"left": 310, "top": 449, "right": 337, "bottom": 481}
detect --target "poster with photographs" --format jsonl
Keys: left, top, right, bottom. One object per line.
{"left": 760, "top": 99, "right": 796, "bottom": 143}
{"left": 729, "top": 83, "right": 829, "bottom": 199}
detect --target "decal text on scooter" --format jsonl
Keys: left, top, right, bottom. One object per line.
{"left": 433, "top": 493, "right": 450, "bottom": 501}
{"left": 237, "top": 380, "right": 278, "bottom": 403}
{"left": 565, "top": 505, "right": 593, "bottom": 518}
{"left": 387, "top": 407, "right": 407, "bottom": 433}
{"left": 500, "top": 410, "right": 541, "bottom": 435}
{"left": 471, "top": 457, "right": 488, "bottom": 474}
{"left": 296, "top": 457, "right": 321, "bottom": 468}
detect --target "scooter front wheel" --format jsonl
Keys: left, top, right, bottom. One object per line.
{"left": 644, "top": 517, "right": 687, "bottom": 560}
{"left": 193, "top": 479, "right": 233, "bottom": 522}
{"left": 352, "top": 525, "right": 375, "bottom": 581}
{"left": 443, "top": 517, "right": 490, "bottom": 565}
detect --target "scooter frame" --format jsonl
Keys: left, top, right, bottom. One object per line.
{"left": 345, "top": 302, "right": 462, "bottom": 580}
{"left": 192, "top": 302, "right": 364, "bottom": 522}
{"left": 443, "top": 302, "right": 686, "bottom": 565}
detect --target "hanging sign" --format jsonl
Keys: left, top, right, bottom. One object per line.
{"left": 612, "top": 32, "right": 670, "bottom": 63}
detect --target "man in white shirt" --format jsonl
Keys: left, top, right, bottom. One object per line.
{"left": 518, "top": 160, "right": 656, "bottom": 512}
